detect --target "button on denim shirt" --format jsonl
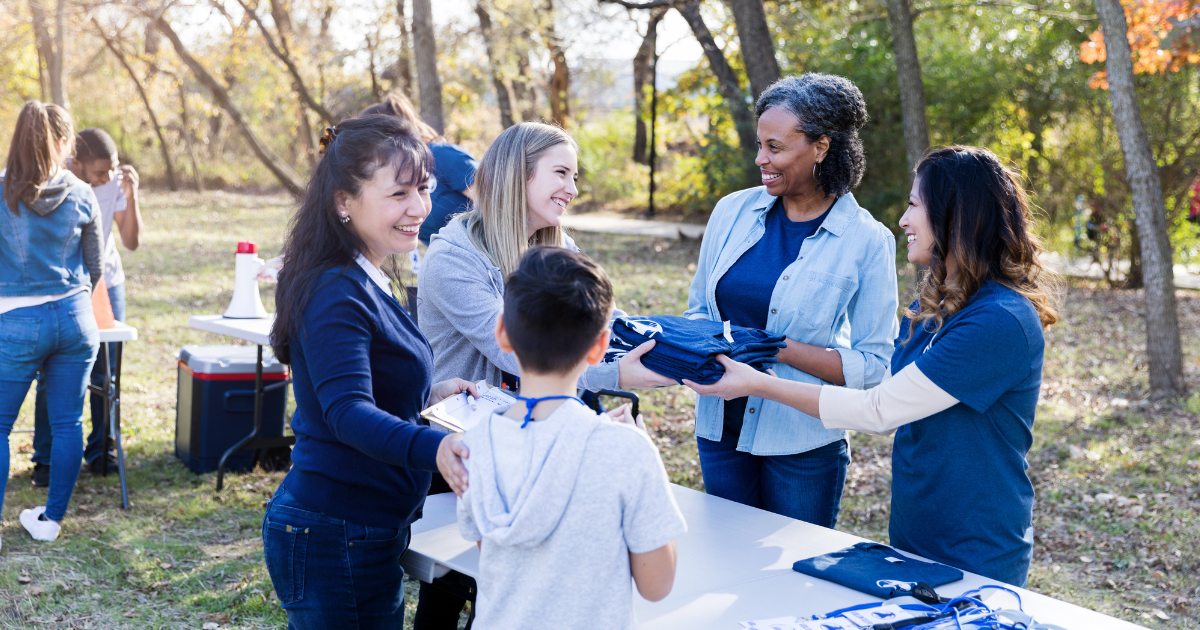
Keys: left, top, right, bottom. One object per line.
{"left": 685, "top": 187, "right": 899, "bottom": 456}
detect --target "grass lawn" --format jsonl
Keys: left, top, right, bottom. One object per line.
{"left": 0, "top": 190, "right": 1196, "bottom": 629}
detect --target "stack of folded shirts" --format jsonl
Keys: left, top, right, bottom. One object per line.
{"left": 606, "top": 315, "right": 787, "bottom": 385}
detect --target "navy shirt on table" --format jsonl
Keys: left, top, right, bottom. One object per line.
{"left": 714, "top": 199, "right": 830, "bottom": 437}
{"left": 285, "top": 263, "right": 445, "bottom": 529}
{"left": 421, "top": 143, "right": 479, "bottom": 245}
{"left": 888, "top": 280, "right": 1045, "bottom": 586}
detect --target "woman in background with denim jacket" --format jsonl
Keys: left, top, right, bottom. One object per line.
{"left": 0, "top": 101, "right": 103, "bottom": 546}
{"left": 684, "top": 74, "right": 899, "bottom": 527}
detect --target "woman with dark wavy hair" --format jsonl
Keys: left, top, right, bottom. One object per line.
{"left": 687, "top": 146, "right": 1057, "bottom": 586}
{"left": 263, "top": 114, "right": 477, "bottom": 627}
{"left": 684, "top": 73, "right": 899, "bottom": 528}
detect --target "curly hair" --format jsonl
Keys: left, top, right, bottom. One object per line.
{"left": 754, "top": 73, "right": 867, "bottom": 197}
{"left": 905, "top": 146, "right": 1059, "bottom": 341}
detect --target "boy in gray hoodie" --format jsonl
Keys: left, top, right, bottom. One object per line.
{"left": 457, "top": 247, "right": 687, "bottom": 629}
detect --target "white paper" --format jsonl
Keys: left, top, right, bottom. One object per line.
{"left": 795, "top": 619, "right": 859, "bottom": 630}
{"left": 422, "top": 381, "right": 515, "bottom": 432}
{"left": 841, "top": 605, "right": 920, "bottom": 628}
{"left": 739, "top": 617, "right": 798, "bottom": 630}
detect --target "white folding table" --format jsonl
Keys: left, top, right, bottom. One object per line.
{"left": 92, "top": 322, "right": 137, "bottom": 509}
{"left": 188, "top": 315, "right": 294, "bottom": 490}
{"left": 401, "top": 485, "right": 1146, "bottom": 630}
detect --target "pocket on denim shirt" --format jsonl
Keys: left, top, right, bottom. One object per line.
{"left": 799, "top": 271, "right": 854, "bottom": 331}
{"left": 263, "top": 519, "right": 311, "bottom": 605}
{"left": 0, "top": 315, "right": 40, "bottom": 361}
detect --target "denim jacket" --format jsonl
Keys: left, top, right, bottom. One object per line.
{"left": 0, "top": 171, "right": 102, "bottom": 297}
{"left": 685, "top": 187, "right": 899, "bottom": 456}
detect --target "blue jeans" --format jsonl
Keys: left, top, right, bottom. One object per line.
{"left": 697, "top": 426, "right": 849, "bottom": 528}
{"left": 0, "top": 291, "right": 98, "bottom": 521}
{"left": 262, "top": 485, "right": 412, "bottom": 629}
{"left": 32, "top": 283, "right": 125, "bottom": 466}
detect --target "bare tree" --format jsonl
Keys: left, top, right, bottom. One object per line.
{"left": 475, "top": 2, "right": 516, "bottom": 129}
{"left": 1093, "top": 0, "right": 1185, "bottom": 397}
{"left": 726, "top": 0, "right": 779, "bottom": 100}
{"left": 542, "top": 0, "right": 571, "bottom": 127}
{"left": 29, "top": 0, "right": 68, "bottom": 108}
{"left": 633, "top": 8, "right": 668, "bottom": 164}
{"left": 366, "top": 32, "right": 383, "bottom": 101}
{"left": 886, "top": 0, "right": 930, "bottom": 171}
{"left": 155, "top": 16, "right": 305, "bottom": 195}
{"left": 396, "top": 0, "right": 415, "bottom": 99}
{"left": 232, "top": 0, "right": 336, "bottom": 126}
{"left": 412, "top": 0, "right": 445, "bottom": 133}
{"left": 175, "top": 80, "right": 205, "bottom": 192}
{"left": 92, "top": 20, "right": 178, "bottom": 190}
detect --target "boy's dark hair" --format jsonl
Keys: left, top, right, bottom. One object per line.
{"left": 75, "top": 128, "right": 118, "bottom": 164}
{"left": 504, "top": 247, "right": 614, "bottom": 375}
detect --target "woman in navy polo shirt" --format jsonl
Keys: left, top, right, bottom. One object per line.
{"left": 687, "top": 146, "right": 1058, "bottom": 586}
{"left": 264, "top": 114, "right": 477, "bottom": 628}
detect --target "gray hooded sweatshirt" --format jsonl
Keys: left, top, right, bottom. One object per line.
{"left": 418, "top": 216, "right": 621, "bottom": 391}
{"left": 0, "top": 169, "right": 103, "bottom": 295}
{"left": 458, "top": 400, "right": 687, "bottom": 629}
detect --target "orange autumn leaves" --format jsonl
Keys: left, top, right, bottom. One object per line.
{"left": 1080, "top": 0, "right": 1200, "bottom": 88}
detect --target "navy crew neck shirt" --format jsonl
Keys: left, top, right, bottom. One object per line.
{"left": 714, "top": 198, "right": 830, "bottom": 437}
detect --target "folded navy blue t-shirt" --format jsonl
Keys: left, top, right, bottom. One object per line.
{"left": 609, "top": 315, "right": 785, "bottom": 385}
{"left": 792, "top": 542, "right": 964, "bottom": 599}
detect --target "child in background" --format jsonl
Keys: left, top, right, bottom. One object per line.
{"left": 457, "top": 247, "right": 686, "bottom": 629}
{"left": 30, "top": 128, "right": 141, "bottom": 484}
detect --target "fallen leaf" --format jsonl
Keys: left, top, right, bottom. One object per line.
{"left": 1152, "top": 609, "right": 1169, "bottom": 620}
{"left": 91, "top": 593, "right": 101, "bottom": 599}
{"left": 17, "top": 576, "right": 31, "bottom": 584}
{"left": 269, "top": 589, "right": 277, "bottom": 601}
{"left": 149, "top": 580, "right": 169, "bottom": 589}
{"left": 1080, "top": 555, "right": 1094, "bottom": 563}
{"left": 206, "top": 613, "right": 230, "bottom": 623}
{"left": 122, "top": 611, "right": 138, "bottom": 618}
{"left": 1152, "top": 570, "right": 1166, "bottom": 579}
{"left": 28, "top": 587, "right": 45, "bottom": 596}
{"left": 159, "top": 562, "right": 174, "bottom": 569}
{"left": 202, "top": 623, "right": 220, "bottom": 630}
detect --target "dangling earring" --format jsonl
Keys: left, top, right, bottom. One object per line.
{"left": 813, "top": 161, "right": 822, "bottom": 180}
{"left": 339, "top": 213, "right": 350, "bottom": 224}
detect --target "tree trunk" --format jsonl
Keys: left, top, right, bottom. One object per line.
{"left": 411, "top": 0, "right": 445, "bottom": 134}
{"left": 94, "top": 22, "right": 178, "bottom": 190}
{"left": 366, "top": 33, "right": 383, "bottom": 101}
{"left": 156, "top": 17, "right": 305, "bottom": 195}
{"left": 542, "top": 0, "right": 571, "bottom": 127}
{"left": 513, "top": 47, "right": 538, "bottom": 121}
{"left": 29, "top": 0, "right": 66, "bottom": 107}
{"left": 676, "top": 0, "right": 758, "bottom": 185}
{"left": 1093, "top": 0, "right": 1185, "bottom": 397}
{"left": 396, "top": 0, "right": 415, "bottom": 99}
{"left": 52, "top": 0, "right": 69, "bottom": 108}
{"left": 634, "top": 8, "right": 667, "bottom": 164}
{"left": 177, "top": 81, "right": 205, "bottom": 192}
{"left": 475, "top": 2, "right": 515, "bottom": 129}
{"left": 233, "top": 0, "right": 336, "bottom": 126}
{"left": 885, "top": 0, "right": 929, "bottom": 172}
{"left": 726, "top": 0, "right": 779, "bottom": 101}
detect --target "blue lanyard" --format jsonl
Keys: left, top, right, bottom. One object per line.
{"left": 513, "top": 395, "right": 586, "bottom": 428}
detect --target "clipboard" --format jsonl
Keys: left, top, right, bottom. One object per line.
{"left": 420, "top": 381, "right": 516, "bottom": 433}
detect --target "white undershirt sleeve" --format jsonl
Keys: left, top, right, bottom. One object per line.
{"left": 818, "top": 363, "right": 959, "bottom": 435}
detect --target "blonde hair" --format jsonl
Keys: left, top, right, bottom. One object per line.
{"left": 464, "top": 122, "right": 579, "bottom": 278}
{"left": 4, "top": 101, "right": 74, "bottom": 213}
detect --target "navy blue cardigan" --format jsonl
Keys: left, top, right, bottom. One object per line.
{"left": 283, "top": 263, "right": 444, "bottom": 528}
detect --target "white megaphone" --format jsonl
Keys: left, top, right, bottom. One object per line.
{"left": 224, "top": 241, "right": 268, "bottom": 319}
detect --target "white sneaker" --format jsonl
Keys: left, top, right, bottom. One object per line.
{"left": 20, "top": 506, "right": 61, "bottom": 542}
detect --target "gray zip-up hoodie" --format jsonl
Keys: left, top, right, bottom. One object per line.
{"left": 0, "top": 169, "right": 103, "bottom": 295}
{"left": 417, "top": 216, "right": 620, "bottom": 391}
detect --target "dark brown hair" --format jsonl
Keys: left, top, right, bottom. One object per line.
{"left": 503, "top": 247, "right": 614, "bottom": 375}
{"left": 360, "top": 93, "right": 441, "bottom": 144}
{"left": 4, "top": 101, "right": 74, "bottom": 213}
{"left": 906, "top": 146, "right": 1058, "bottom": 340}
{"left": 271, "top": 114, "right": 434, "bottom": 364}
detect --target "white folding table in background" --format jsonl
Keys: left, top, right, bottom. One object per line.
{"left": 188, "top": 314, "right": 294, "bottom": 490}
{"left": 401, "top": 485, "right": 1146, "bottom": 630}
{"left": 92, "top": 322, "right": 137, "bottom": 509}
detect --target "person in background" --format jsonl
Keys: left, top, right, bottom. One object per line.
{"left": 684, "top": 74, "right": 898, "bottom": 528}
{"left": 361, "top": 93, "right": 479, "bottom": 245}
{"left": 0, "top": 101, "right": 103, "bottom": 545}
{"left": 458, "top": 246, "right": 685, "bottom": 629}
{"left": 686, "top": 146, "right": 1057, "bottom": 587}
{"left": 263, "top": 114, "right": 477, "bottom": 628}
{"left": 29, "top": 128, "right": 142, "bottom": 484}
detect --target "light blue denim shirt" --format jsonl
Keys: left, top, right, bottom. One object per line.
{"left": 685, "top": 187, "right": 899, "bottom": 456}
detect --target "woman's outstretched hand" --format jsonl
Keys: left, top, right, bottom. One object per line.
{"left": 437, "top": 433, "right": 470, "bottom": 496}
{"left": 617, "top": 340, "right": 676, "bottom": 389}
{"left": 427, "top": 378, "right": 479, "bottom": 407}
{"left": 683, "top": 354, "right": 768, "bottom": 400}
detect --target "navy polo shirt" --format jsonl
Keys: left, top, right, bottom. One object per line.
{"left": 888, "top": 281, "right": 1044, "bottom": 586}
{"left": 714, "top": 199, "right": 830, "bottom": 436}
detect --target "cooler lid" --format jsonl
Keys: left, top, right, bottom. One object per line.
{"left": 179, "top": 344, "right": 286, "bottom": 375}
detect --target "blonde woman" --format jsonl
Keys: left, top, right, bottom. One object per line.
{"left": 418, "top": 122, "right": 669, "bottom": 393}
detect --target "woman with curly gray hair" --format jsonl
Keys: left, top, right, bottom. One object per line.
{"left": 683, "top": 73, "right": 899, "bottom": 527}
